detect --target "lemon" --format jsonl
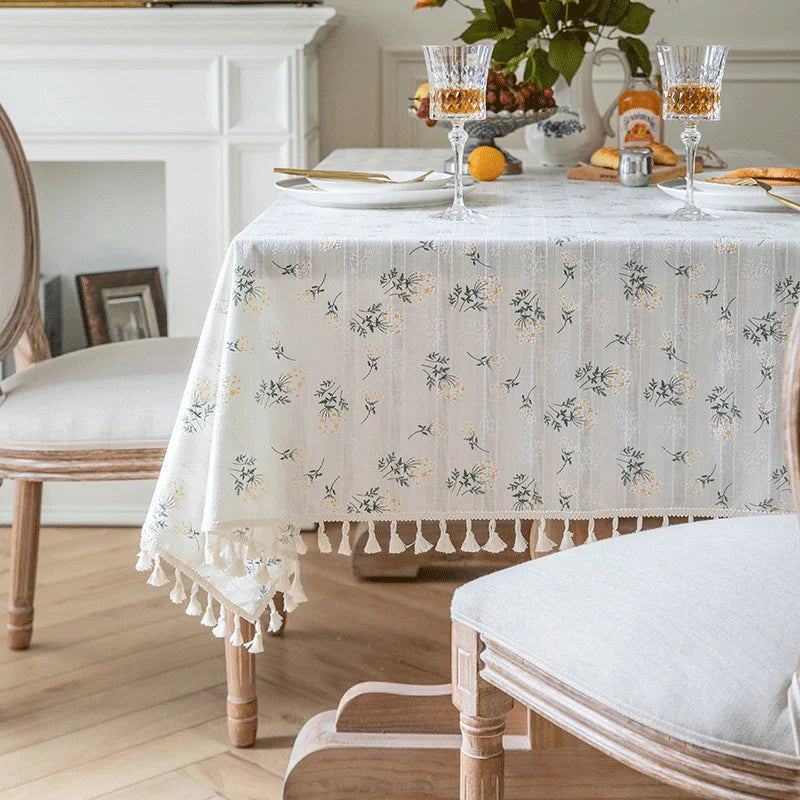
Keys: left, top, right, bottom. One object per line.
{"left": 468, "top": 146, "right": 506, "bottom": 181}
{"left": 413, "top": 82, "right": 430, "bottom": 110}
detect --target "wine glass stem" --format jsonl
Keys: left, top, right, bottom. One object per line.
{"left": 449, "top": 122, "right": 468, "bottom": 210}
{"left": 681, "top": 122, "right": 701, "bottom": 211}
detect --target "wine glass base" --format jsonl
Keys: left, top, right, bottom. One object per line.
{"left": 669, "top": 203, "right": 714, "bottom": 222}
{"left": 432, "top": 205, "right": 487, "bottom": 222}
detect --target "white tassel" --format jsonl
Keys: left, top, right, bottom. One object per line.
{"left": 169, "top": 570, "right": 187, "bottom": 604}
{"left": 212, "top": 612, "right": 228, "bottom": 639}
{"left": 483, "top": 519, "right": 507, "bottom": 553}
{"left": 229, "top": 614, "right": 244, "bottom": 647}
{"left": 559, "top": 519, "right": 575, "bottom": 550}
{"left": 435, "top": 519, "right": 456, "bottom": 554}
{"left": 255, "top": 559, "right": 270, "bottom": 583}
{"left": 230, "top": 542, "right": 247, "bottom": 578}
{"left": 364, "top": 520, "right": 381, "bottom": 554}
{"left": 688, "top": 515, "right": 695, "bottom": 523}
{"left": 317, "top": 521, "right": 332, "bottom": 553}
{"left": 586, "top": 517, "right": 597, "bottom": 543}
{"left": 147, "top": 555, "right": 169, "bottom": 587}
{"left": 338, "top": 521, "right": 351, "bottom": 556}
{"left": 535, "top": 518, "right": 556, "bottom": 553}
{"left": 135, "top": 549, "right": 153, "bottom": 572}
{"left": 294, "top": 527, "right": 308, "bottom": 555}
{"left": 512, "top": 518, "right": 527, "bottom": 553}
{"left": 268, "top": 600, "right": 283, "bottom": 633}
{"left": 414, "top": 519, "right": 434, "bottom": 554}
{"left": 200, "top": 593, "right": 217, "bottom": 627}
{"left": 662, "top": 514, "right": 669, "bottom": 527}
{"left": 211, "top": 538, "right": 225, "bottom": 570}
{"left": 612, "top": 515, "right": 620, "bottom": 537}
{"left": 461, "top": 519, "right": 481, "bottom": 552}
{"left": 246, "top": 619, "right": 264, "bottom": 654}
{"left": 283, "top": 594, "right": 297, "bottom": 613}
{"left": 185, "top": 582, "right": 202, "bottom": 616}
{"left": 290, "top": 569, "right": 308, "bottom": 603}
{"left": 388, "top": 519, "right": 406, "bottom": 553}
{"left": 635, "top": 515, "right": 643, "bottom": 533}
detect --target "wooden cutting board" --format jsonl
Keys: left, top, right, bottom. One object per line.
{"left": 567, "top": 158, "right": 703, "bottom": 184}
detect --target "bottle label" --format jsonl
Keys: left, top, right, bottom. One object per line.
{"left": 619, "top": 108, "right": 660, "bottom": 147}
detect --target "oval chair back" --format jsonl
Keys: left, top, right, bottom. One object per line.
{"left": 0, "top": 102, "right": 39, "bottom": 364}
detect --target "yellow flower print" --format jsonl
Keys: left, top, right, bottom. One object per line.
{"left": 232, "top": 265, "right": 268, "bottom": 312}
{"left": 226, "top": 335, "right": 254, "bottom": 354}
{"left": 255, "top": 368, "right": 305, "bottom": 408}
{"left": 321, "top": 240, "right": 341, "bottom": 251}
{"left": 230, "top": 454, "right": 266, "bottom": 501}
{"left": 219, "top": 374, "right": 241, "bottom": 404}
{"left": 714, "top": 238, "right": 737, "bottom": 255}
{"left": 446, "top": 460, "right": 497, "bottom": 496}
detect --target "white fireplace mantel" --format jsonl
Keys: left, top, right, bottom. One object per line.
{"left": 0, "top": 5, "right": 337, "bottom": 336}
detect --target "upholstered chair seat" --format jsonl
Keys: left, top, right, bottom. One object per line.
{"left": 452, "top": 515, "right": 800, "bottom": 769}
{"left": 0, "top": 337, "right": 196, "bottom": 451}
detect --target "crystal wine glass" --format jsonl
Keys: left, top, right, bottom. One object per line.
{"left": 656, "top": 44, "right": 728, "bottom": 221}
{"left": 422, "top": 44, "right": 493, "bottom": 221}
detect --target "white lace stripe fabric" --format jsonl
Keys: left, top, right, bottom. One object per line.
{"left": 140, "top": 148, "right": 800, "bottom": 628}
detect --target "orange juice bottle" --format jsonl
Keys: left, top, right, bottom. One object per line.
{"left": 617, "top": 69, "right": 662, "bottom": 148}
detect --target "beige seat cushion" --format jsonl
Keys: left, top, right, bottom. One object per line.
{"left": 452, "top": 515, "right": 800, "bottom": 768}
{"left": 0, "top": 337, "right": 196, "bottom": 451}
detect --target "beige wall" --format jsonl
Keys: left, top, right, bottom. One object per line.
{"left": 318, "top": 0, "right": 800, "bottom": 161}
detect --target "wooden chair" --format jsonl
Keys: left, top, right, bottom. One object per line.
{"left": 451, "top": 319, "right": 800, "bottom": 797}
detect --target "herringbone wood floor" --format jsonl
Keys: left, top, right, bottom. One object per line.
{"left": 0, "top": 525, "right": 459, "bottom": 799}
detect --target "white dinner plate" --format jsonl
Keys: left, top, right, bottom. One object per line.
{"left": 308, "top": 170, "right": 451, "bottom": 193}
{"left": 693, "top": 169, "right": 800, "bottom": 197}
{"left": 276, "top": 177, "right": 478, "bottom": 209}
{"left": 657, "top": 179, "right": 793, "bottom": 212}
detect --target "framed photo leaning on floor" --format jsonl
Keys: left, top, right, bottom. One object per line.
{"left": 76, "top": 267, "right": 167, "bottom": 347}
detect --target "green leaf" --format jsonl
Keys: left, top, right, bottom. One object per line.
{"left": 489, "top": 0, "right": 515, "bottom": 27}
{"left": 538, "top": 0, "right": 564, "bottom": 30}
{"left": 618, "top": 35, "right": 652, "bottom": 75}
{"left": 591, "top": 0, "right": 629, "bottom": 24}
{"left": 492, "top": 32, "right": 530, "bottom": 62}
{"left": 514, "top": 16, "right": 545, "bottom": 40}
{"left": 547, "top": 29, "right": 586, "bottom": 83}
{"left": 460, "top": 17, "right": 501, "bottom": 43}
{"left": 617, "top": 1, "right": 654, "bottom": 34}
{"left": 526, "top": 46, "right": 559, "bottom": 86}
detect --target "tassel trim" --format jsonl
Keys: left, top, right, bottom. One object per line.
{"left": 435, "top": 519, "right": 456, "bottom": 554}
{"left": 414, "top": 519, "right": 434, "bottom": 554}
{"left": 461, "top": 519, "right": 480, "bottom": 552}
{"left": 483, "top": 519, "right": 506, "bottom": 553}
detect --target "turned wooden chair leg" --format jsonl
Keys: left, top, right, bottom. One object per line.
{"left": 452, "top": 620, "right": 514, "bottom": 800}
{"left": 224, "top": 612, "right": 258, "bottom": 747}
{"left": 7, "top": 480, "right": 43, "bottom": 651}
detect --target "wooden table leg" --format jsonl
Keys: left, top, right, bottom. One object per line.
{"left": 224, "top": 613, "right": 258, "bottom": 747}
{"left": 7, "top": 480, "right": 43, "bottom": 651}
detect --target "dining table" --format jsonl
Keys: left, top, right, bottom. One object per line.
{"left": 138, "top": 146, "right": 799, "bottom": 797}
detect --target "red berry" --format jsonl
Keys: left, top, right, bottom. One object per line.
{"left": 543, "top": 87, "right": 553, "bottom": 97}
{"left": 426, "top": 118, "right": 437, "bottom": 127}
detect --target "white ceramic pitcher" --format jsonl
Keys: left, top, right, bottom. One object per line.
{"left": 525, "top": 48, "right": 631, "bottom": 167}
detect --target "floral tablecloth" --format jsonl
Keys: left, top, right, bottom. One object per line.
{"left": 139, "top": 148, "right": 800, "bottom": 650}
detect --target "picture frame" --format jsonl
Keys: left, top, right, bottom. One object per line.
{"left": 76, "top": 267, "right": 167, "bottom": 347}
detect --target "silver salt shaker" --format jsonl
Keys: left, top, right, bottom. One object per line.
{"left": 619, "top": 147, "right": 653, "bottom": 187}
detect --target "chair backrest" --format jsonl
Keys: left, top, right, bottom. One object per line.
{"left": 782, "top": 305, "right": 800, "bottom": 516}
{"left": 0, "top": 101, "right": 38, "bottom": 364}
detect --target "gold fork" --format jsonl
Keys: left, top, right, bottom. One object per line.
{"left": 275, "top": 168, "right": 434, "bottom": 184}
{"left": 750, "top": 178, "right": 800, "bottom": 212}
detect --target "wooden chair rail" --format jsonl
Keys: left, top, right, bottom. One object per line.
{"left": 0, "top": 447, "right": 166, "bottom": 482}
{"left": 478, "top": 637, "right": 800, "bottom": 800}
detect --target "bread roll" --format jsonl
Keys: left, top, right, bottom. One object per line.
{"left": 725, "top": 167, "right": 800, "bottom": 181}
{"left": 650, "top": 142, "right": 677, "bottom": 166}
{"left": 590, "top": 147, "right": 620, "bottom": 170}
